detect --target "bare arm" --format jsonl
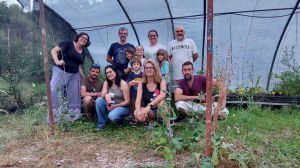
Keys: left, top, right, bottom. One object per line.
{"left": 164, "top": 73, "right": 169, "bottom": 82}
{"left": 124, "top": 67, "right": 131, "bottom": 75}
{"left": 174, "top": 88, "right": 199, "bottom": 102}
{"left": 128, "top": 80, "right": 140, "bottom": 87}
{"left": 135, "top": 82, "right": 143, "bottom": 111}
{"left": 51, "top": 46, "right": 64, "bottom": 66}
{"left": 212, "top": 79, "right": 227, "bottom": 108}
{"left": 80, "top": 85, "right": 101, "bottom": 97}
{"left": 79, "top": 66, "right": 85, "bottom": 80}
{"left": 106, "top": 54, "right": 113, "bottom": 64}
{"left": 149, "top": 80, "right": 167, "bottom": 106}
{"left": 101, "top": 81, "right": 109, "bottom": 98}
{"left": 192, "top": 53, "right": 199, "bottom": 62}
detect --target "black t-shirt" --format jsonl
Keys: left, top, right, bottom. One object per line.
{"left": 107, "top": 42, "right": 135, "bottom": 71}
{"left": 142, "top": 83, "right": 161, "bottom": 109}
{"left": 57, "top": 40, "right": 85, "bottom": 73}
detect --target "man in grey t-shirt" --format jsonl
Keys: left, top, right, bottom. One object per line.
{"left": 168, "top": 25, "right": 199, "bottom": 81}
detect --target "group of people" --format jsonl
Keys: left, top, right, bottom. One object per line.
{"left": 49, "top": 26, "right": 229, "bottom": 136}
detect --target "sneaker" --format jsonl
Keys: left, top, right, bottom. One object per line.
{"left": 167, "top": 128, "right": 174, "bottom": 137}
{"left": 146, "top": 123, "right": 154, "bottom": 130}
{"left": 96, "top": 127, "right": 104, "bottom": 131}
{"left": 129, "top": 120, "right": 138, "bottom": 126}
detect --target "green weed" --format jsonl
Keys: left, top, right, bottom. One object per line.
{"left": 0, "top": 104, "right": 299, "bottom": 167}
{"left": 218, "top": 106, "right": 300, "bottom": 167}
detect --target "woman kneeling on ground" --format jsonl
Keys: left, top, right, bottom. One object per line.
{"left": 134, "top": 61, "right": 173, "bottom": 137}
{"left": 95, "top": 65, "right": 130, "bottom": 130}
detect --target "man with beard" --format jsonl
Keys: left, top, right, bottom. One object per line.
{"left": 106, "top": 27, "right": 135, "bottom": 79}
{"left": 174, "top": 61, "right": 229, "bottom": 118}
{"left": 81, "top": 64, "right": 104, "bottom": 120}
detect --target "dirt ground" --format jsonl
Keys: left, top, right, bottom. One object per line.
{"left": 0, "top": 133, "right": 171, "bottom": 168}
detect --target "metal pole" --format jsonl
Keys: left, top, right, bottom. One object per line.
{"left": 39, "top": 0, "right": 54, "bottom": 127}
{"left": 117, "top": 0, "right": 140, "bottom": 45}
{"left": 202, "top": 0, "right": 207, "bottom": 72}
{"left": 266, "top": 0, "right": 300, "bottom": 91}
{"left": 165, "top": 0, "right": 175, "bottom": 39}
{"left": 205, "top": 0, "right": 213, "bottom": 157}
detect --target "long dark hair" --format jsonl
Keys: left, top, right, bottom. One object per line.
{"left": 104, "top": 65, "right": 121, "bottom": 87}
{"left": 74, "top": 32, "right": 91, "bottom": 47}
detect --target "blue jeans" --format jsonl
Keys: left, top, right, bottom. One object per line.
{"left": 95, "top": 97, "right": 129, "bottom": 129}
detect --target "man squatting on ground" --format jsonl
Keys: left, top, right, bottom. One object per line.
{"left": 81, "top": 64, "right": 104, "bottom": 120}
{"left": 174, "top": 61, "right": 229, "bottom": 118}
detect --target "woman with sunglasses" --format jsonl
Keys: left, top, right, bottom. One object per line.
{"left": 50, "top": 32, "right": 90, "bottom": 123}
{"left": 95, "top": 65, "right": 130, "bottom": 130}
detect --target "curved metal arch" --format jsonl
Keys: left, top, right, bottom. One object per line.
{"left": 164, "top": 0, "right": 175, "bottom": 39}
{"left": 117, "top": 0, "right": 140, "bottom": 45}
{"left": 266, "top": 0, "right": 300, "bottom": 91}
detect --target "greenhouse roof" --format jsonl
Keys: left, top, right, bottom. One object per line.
{"left": 27, "top": 0, "right": 300, "bottom": 89}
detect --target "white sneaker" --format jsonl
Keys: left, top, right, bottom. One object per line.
{"left": 167, "top": 128, "right": 174, "bottom": 137}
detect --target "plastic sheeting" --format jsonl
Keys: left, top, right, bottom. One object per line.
{"left": 40, "top": 0, "right": 300, "bottom": 90}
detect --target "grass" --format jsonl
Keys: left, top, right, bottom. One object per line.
{"left": 0, "top": 104, "right": 299, "bottom": 167}
{"left": 218, "top": 105, "right": 300, "bottom": 167}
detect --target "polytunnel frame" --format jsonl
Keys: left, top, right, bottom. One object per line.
{"left": 29, "top": 0, "right": 300, "bottom": 90}
{"left": 267, "top": 0, "right": 300, "bottom": 91}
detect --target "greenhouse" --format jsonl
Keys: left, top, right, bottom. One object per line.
{"left": 22, "top": 0, "right": 300, "bottom": 90}
{"left": 0, "top": 0, "right": 299, "bottom": 167}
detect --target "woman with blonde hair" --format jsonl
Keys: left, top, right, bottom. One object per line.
{"left": 134, "top": 60, "right": 173, "bottom": 136}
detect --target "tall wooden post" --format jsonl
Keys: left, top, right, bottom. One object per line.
{"left": 204, "top": 0, "right": 213, "bottom": 157}
{"left": 39, "top": 0, "right": 54, "bottom": 127}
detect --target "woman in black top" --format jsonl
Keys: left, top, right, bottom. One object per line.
{"left": 135, "top": 61, "right": 172, "bottom": 136}
{"left": 50, "top": 32, "right": 90, "bottom": 123}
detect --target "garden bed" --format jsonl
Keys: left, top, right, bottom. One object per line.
{"left": 227, "top": 93, "right": 300, "bottom": 106}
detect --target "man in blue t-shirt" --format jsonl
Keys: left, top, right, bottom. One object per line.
{"left": 174, "top": 61, "right": 229, "bottom": 119}
{"left": 106, "top": 27, "right": 135, "bottom": 79}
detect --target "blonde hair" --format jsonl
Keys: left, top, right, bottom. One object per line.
{"left": 142, "top": 60, "right": 162, "bottom": 84}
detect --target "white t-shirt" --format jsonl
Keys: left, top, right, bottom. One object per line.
{"left": 144, "top": 44, "right": 166, "bottom": 64}
{"left": 168, "top": 38, "right": 198, "bottom": 80}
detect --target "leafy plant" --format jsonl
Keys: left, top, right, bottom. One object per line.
{"left": 274, "top": 46, "right": 300, "bottom": 96}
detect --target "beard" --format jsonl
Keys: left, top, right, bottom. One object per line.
{"left": 184, "top": 74, "right": 192, "bottom": 81}
{"left": 90, "top": 75, "right": 97, "bottom": 80}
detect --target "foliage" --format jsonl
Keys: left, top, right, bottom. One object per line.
{"left": 0, "top": 2, "right": 95, "bottom": 110}
{"left": 274, "top": 46, "right": 300, "bottom": 96}
{"left": 219, "top": 105, "right": 300, "bottom": 167}
{"left": 0, "top": 104, "right": 299, "bottom": 167}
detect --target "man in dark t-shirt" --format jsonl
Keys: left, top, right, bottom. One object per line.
{"left": 174, "top": 61, "right": 229, "bottom": 118}
{"left": 81, "top": 64, "right": 104, "bottom": 119}
{"left": 106, "top": 27, "right": 135, "bottom": 79}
